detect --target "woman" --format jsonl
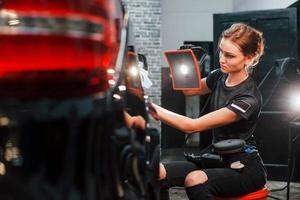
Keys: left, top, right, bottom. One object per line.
{"left": 150, "top": 23, "right": 267, "bottom": 200}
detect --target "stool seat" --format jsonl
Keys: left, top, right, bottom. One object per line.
{"left": 214, "top": 186, "right": 269, "bottom": 200}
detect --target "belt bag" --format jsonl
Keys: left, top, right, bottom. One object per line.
{"left": 213, "top": 139, "right": 246, "bottom": 168}
{"left": 185, "top": 139, "right": 246, "bottom": 168}
{"left": 213, "top": 139, "right": 245, "bottom": 154}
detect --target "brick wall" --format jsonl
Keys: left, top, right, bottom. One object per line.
{"left": 122, "top": 0, "right": 162, "bottom": 105}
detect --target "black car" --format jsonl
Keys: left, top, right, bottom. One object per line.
{"left": 0, "top": 0, "right": 159, "bottom": 199}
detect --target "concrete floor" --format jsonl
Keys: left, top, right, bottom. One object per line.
{"left": 169, "top": 181, "right": 300, "bottom": 200}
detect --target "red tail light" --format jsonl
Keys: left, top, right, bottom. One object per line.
{"left": 0, "top": 0, "right": 124, "bottom": 99}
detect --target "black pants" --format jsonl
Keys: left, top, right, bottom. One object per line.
{"left": 161, "top": 153, "right": 267, "bottom": 200}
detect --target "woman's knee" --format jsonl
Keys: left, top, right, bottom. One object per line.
{"left": 159, "top": 163, "right": 167, "bottom": 180}
{"left": 184, "top": 170, "right": 208, "bottom": 187}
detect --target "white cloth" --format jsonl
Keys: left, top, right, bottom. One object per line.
{"left": 138, "top": 61, "right": 152, "bottom": 89}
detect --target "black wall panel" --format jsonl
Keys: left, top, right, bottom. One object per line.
{"left": 161, "top": 67, "right": 186, "bottom": 149}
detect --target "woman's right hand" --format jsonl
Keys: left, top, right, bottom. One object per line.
{"left": 148, "top": 102, "right": 160, "bottom": 121}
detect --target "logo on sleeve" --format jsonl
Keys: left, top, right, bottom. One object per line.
{"left": 231, "top": 100, "right": 251, "bottom": 113}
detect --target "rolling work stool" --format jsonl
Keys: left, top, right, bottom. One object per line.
{"left": 214, "top": 186, "right": 269, "bottom": 200}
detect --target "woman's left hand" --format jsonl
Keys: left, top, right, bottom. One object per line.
{"left": 132, "top": 115, "right": 146, "bottom": 129}
{"left": 124, "top": 111, "right": 146, "bottom": 129}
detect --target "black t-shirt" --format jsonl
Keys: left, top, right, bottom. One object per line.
{"left": 206, "top": 69, "right": 262, "bottom": 144}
